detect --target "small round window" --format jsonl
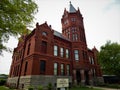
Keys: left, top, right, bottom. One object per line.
{"left": 42, "top": 32, "right": 47, "bottom": 36}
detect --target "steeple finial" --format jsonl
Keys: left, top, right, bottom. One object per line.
{"left": 69, "top": 1, "right": 76, "bottom": 13}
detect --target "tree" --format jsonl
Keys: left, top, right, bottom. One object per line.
{"left": 98, "top": 41, "right": 120, "bottom": 77}
{"left": 0, "top": 0, "right": 38, "bottom": 55}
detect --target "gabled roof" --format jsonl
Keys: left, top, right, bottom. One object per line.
{"left": 54, "top": 30, "right": 70, "bottom": 41}
{"left": 69, "top": 2, "right": 76, "bottom": 13}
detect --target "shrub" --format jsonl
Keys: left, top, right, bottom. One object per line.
{"left": 28, "top": 86, "right": 34, "bottom": 90}
{"left": 38, "top": 85, "right": 43, "bottom": 90}
{"left": 47, "top": 83, "right": 52, "bottom": 90}
{"left": 0, "top": 79, "right": 6, "bottom": 86}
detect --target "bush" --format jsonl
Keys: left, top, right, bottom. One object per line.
{"left": 47, "top": 83, "right": 52, "bottom": 90}
{"left": 28, "top": 86, "right": 34, "bottom": 90}
{"left": 0, "top": 79, "right": 6, "bottom": 86}
{"left": 38, "top": 85, "right": 43, "bottom": 90}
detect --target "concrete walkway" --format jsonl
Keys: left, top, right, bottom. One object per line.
{"left": 93, "top": 86, "right": 120, "bottom": 90}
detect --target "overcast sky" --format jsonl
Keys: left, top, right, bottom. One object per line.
{"left": 0, "top": 0, "right": 120, "bottom": 74}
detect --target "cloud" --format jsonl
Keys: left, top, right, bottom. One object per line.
{"left": 104, "top": 0, "right": 120, "bottom": 11}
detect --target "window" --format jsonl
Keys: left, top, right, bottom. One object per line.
{"left": 54, "top": 45, "right": 58, "bottom": 56}
{"left": 61, "top": 64, "right": 64, "bottom": 75}
{"left": 71, "top": 27, "right": 77, "bottom": 32}
{"left": 68, "top": 34, "right": 70, "bottom": 39}
{"left": 89, "top": 57, "right": 94, "bottom": 64}
{"left": 67, "top": 64, "right": 70, "bottom": 75}
{"left": 72, "top": 34, "right": 78, "bottom": 41}
{"left": 60, "top": 47, "right": 64, "bottom": 57}
{"left": 92, "top": 57, "right": 94, "bottom": 64}
{"left": 54, "top": 63, "right": 58, "bottom": 75}
{"left": 89, "top": 57, "right": 91, "bottom": 64}
{"left": 40, "top": 60, "right": 46, "bottom": 74}
{"left": 66, "top": 49, "right": 69, "bottom": 58}
{"left": 82, "top": 51, "right": 87, "bottom": 60}
{"left": 74, "top": 50, "right": 79, "bottom": 60}
{"left": 72, "top": 34, "right": 75, "bottom": 41}
{"left": 41, "top": 41, "right": 47, "bottom": 53}
{"left": 93, "top": 69, "right": 96, "bottom": 77}
{"left": 75, "top": 34, "right": 78, "bottom": 41}
{"left": 27, "top": 43, "right": 31, "bottom": 55}
{"left": 68, "top": 32, "right": 70, "bottom": 39}
{"left": 71, "top": 18, "right": 76, "bottom": 22}
{"left": 85, "top": 51, "right": 87, "bottom": 59}
{"left": 42, "top": 32, "right": 47, "bottom": 36}
{"left": 91, "top": 69, "right": 96, "bottom": 77}
{"left": 24, "top": 61, "right": 28, "bottom": 75}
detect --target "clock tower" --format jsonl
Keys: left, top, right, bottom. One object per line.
{"left": 61, "top": 2, "right": 90, "bottom": 85}
{"left": 61, "top": 2, "right": 86, "bottom": 44}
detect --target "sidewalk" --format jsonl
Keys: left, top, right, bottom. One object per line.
{"left": 93, "top": 86, "right": 120, "bottom": 90}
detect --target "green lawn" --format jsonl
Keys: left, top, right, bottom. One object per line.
{"left": 1, "top": 84, "right": 120, "bottom": 90}
{"left": 0, "top": 86, "right": 13, "bottom": 90}
{"left": 102, "top": 84, "right": 120, "bottom": 89}
{"left": 0, "top": 86, "right": 103, "bottom": 90}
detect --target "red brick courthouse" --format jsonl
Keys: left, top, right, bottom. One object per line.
{"left": 7, "top": 2, "right": 104, "bottom": 89}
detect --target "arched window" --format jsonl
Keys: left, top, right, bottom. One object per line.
{"left": 42, "top": 31, "right": 47, "bottom": 36}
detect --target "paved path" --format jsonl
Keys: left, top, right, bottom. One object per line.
{"left": 93, "top": 86, "right": 120, "bottom": 90}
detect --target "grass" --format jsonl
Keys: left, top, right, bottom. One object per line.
{"left": 100, "top": 84, "right": 120, "bottom": 89}
{"left": 70, "top": 86, "right": 103, "bottom": 90}
{"left": 0, "top": 85, "right": 103, "bottom": 90}
{"left": 1, "top": 84, "right": 120, "bottom": 90}
{"left": 0, "top": 86, "right": 13, "bottom": 90}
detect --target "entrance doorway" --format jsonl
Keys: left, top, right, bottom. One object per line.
{"left": 76, "top": 70, "right": 81, "bottom": 85}
{"left": 85, "top": 70, "right": 89, "bottom": 85}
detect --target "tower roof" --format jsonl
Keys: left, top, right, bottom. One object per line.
{"left": 69, "top": 1, "right": 76, "bottom": 13}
